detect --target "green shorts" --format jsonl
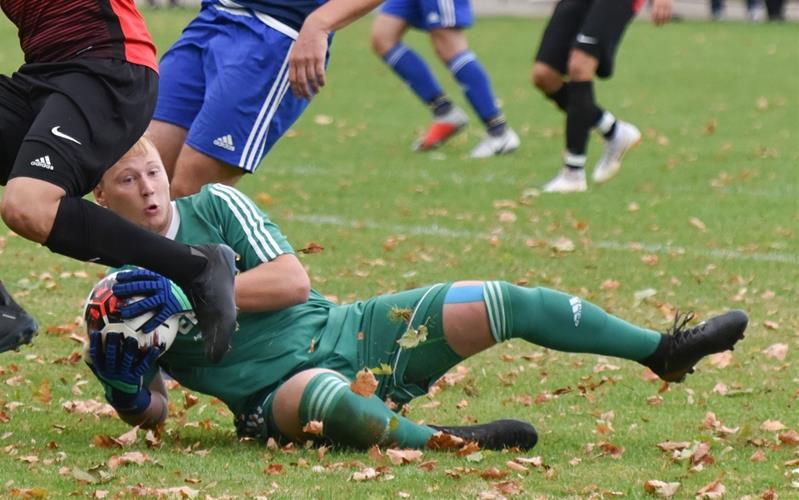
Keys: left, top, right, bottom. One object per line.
{"left": 236, "top": 283, "right": 463, "bottom": 441}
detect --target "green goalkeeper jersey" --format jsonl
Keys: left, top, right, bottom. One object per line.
{"left": 151, "top": 183, "right": 360, "bottom": 416}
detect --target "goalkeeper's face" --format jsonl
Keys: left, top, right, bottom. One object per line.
{"left": 94, "top": 142, "right": 172, "bottom": 235}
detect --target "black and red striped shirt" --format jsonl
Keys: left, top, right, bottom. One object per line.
{"left": 1, "top": 0, "right": 157, "bottom": 72}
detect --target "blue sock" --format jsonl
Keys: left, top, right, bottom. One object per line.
{"left": 448, "top": 50, "right": 500, "bottom": 125}
{"left": 384, "top": 43, "right": 444, "bottom": 106}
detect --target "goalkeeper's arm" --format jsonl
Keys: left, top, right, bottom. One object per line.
{"left": 116, "top": 371, "right": 169, "bottom": 429}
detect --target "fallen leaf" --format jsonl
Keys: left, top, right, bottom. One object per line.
{"left": 426, "top": 432, "right": 465, "bottom": 450}
{"left": 644, "top": 480, "right": 681, "bottom": 498}
{"left": 689, "top": 217, "right": 707, "bottom": 232}
{"left": 265, "top": 463, "right": 284, "bottom": 475}
{"left": 397, "top": 324, "right": 429, "bottom": 349}
{"left": 116, "top": 426, "right": 139, "bottom": 446}
{"left": 633, "top": 288, "right": 657, "bottom": 305}
{"left": 350, "top": 467, "right": 379, "bottom": 482}
{"left": 656, "top": 441, "right": 691, "bottom": 453}
{"left": 302, "top": 420, "right": 324, "bottom": 436}
{"left": 551, "top": 237, "right": 575, "bottom": 253}
{"left": 763, "top": 320, "right": 780, "bottom": 330}
{"left": 695, "top": 478, "right": 725, "bottom": 499}
{"left": 297, "top": 242, "right": 324, "bottom": 254}
{"left": 778, "top": 430, "right": 799, "bottom": 445}
{"left": 386, "top": 448, "right": 423, "bottom": 465}
{"left": 760, "top": 420, "right": 786, "bottom": 432}
{"left": 313, "top": 114, "right": 333, "bottom": 125}
{"left": 351, "top": 369, "right": 378, "bottom": 398}
{"left": 762, "top": 343, "right": 788, "bottom": 360}
{"left": 708, "top": 352, "right": 733, "bottom": 369}
{"left": 750, "top": 449, "right": 767, "bottom": 462}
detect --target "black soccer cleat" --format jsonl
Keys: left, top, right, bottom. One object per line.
{"left": 183, "top": 244, "right": 238, "bottom": 363}
{"left": 0, "top": 281, "right": 38, "bottom": 354}
{"left": 641, "top": 310, "right": 748, "bottom": 383}
{"left": 428, "top": 419, "right": 538, "bottom": 450}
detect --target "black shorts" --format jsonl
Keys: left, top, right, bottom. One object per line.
{"left": 535, "top": 0, "right": 635, "bottom": 79}
{"left": 0, "top": 58, "right": 158, "bottom": 196}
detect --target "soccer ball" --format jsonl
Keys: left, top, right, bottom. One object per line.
{"left": 83, "top": 271, "right": 181, "bottom": 353}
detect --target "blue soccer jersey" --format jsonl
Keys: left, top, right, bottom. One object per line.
{"left": 203, "top": 0, "right": 325, "bottom": 31}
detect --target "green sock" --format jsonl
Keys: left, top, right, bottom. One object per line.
{"left": 299, "top": 372, "right": 435, "bottom": 449}
{"left": 485, "top": 282, "right": 662, "bottom": 361}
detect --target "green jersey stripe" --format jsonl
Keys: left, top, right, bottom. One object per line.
{"left": 212, "top": 184, "right": 286, "bottom": 258}
{"left": 209, "top": 184, "right": 282, "bottom": 261}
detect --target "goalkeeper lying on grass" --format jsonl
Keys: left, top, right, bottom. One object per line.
{"left": 85, "top": 135, "right": 748, "bottom": 451}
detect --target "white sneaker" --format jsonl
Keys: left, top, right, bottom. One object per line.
{"left": 592, "top": 121, "right": 642, "bottom": 184}
{"left": 469, "top": 127, "right": 520, "bottom": 158}
{"left": 542, "top": 167, "right": 587, "bottom": 193}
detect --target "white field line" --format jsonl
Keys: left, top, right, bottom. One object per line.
{"left": 270, "top": 165, "right": 799, "bottom": 199}
{"left": 290, "top": 213, "right": 799, "bottom": 265}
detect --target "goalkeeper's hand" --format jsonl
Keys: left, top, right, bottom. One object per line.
{"left": 113, "top": 269, "right": 192, "bottom": 333}
{"left": 87, "top": 331, "right": 160, "bottom": 413}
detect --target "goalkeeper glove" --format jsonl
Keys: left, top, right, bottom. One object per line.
{"left": 113, "top": 269, "right": 192, "bottom": 333}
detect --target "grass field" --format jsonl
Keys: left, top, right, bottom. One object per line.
{"left": 0, "top": 8, "right": 797, "bottom": 498}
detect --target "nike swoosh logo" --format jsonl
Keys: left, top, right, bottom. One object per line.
{"left": 576, "top": 34, "right": 598, "bottom": 45}
{"left": 51, "top": 126, "right": 82, "bottom": 145}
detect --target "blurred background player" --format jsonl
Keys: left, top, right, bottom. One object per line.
{"left": 146, "top": 0, "right": 384, "bottom": 198}
{"left": 370, "top": 0, "right": 520, "bottom": 158}
{"left": 86, "top": 136, "right": 747, "bottom": 450}
{"left": 0, "top": 0, "right": 237, "bottom": 361}
{"left": 531, "top": 0, "right": 672, "bottom": 193}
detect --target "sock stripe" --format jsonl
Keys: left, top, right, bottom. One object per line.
{"left": 448, "top": 51, "right": 476, "bottom": 75}
{"left": 483, "top": 281, "right": 507, "bottom": 342}
{"left": 307, "top": 375, "right": 348, "bottom": 421}
{"left": 385, "top": 44, "right": 409, "bottom": 67}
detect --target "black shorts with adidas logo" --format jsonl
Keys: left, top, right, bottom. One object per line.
{"left": 0, "top": 58, "right": 158, "bottom": 196}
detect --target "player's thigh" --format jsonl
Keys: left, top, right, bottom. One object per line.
{"left": 184, "top": 21, "right": 301, "bottom": 173}
{"left": 151, "top": 11, "right": 212, "bottom": 133}
{"left": 0, "top": 74, "right": 34, "bottom": 186}
{"left": 271, "top": 368, "right": 342, "bottom": 440}
{"left": 577, "top": 0, "right": 635, "bottom": 78}
{"left": 419, "top": 0, "right": 474, "bottom": 30}
{"left": 170, "top": 144, "right": 243, "bottom": 197}
{"left": 8, "top": 61, "right": 157, "bottom": 196}
{"left": 371, "top": 13, "right": 411, "bottom": 54}
{"left": 535, "top": 0, "right": 592, "bottom": 75}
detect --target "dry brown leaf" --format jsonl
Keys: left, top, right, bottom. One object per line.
{"left": 116, "top": 426, "right": 139, "bottom": 446}
{"left": 493, "top": 480, "right": 523, "bottom": 496}
{"left": 386, "top": 448, "right": 423, "bottom": 465}
{"left": 183, "top": 391, "right": 199, "bottom": 409}
{"left": 760, "top": 487, "right": 778, "bottom": 500}
{"left": 708, "top": 351, "right": 733, "bottom": 369}
{"left": 551, "top": 236, "right": 575, "bottom": 253}
{"left": 426, "top": 432, "right": 464, "bottom": 450}
{"left": 695, "top": 478, "right": 725, "bottom": 499}
{"left": 763, "top": 320, "right": 780, "bottom": 330}
{"left": 689, "top": 217, "right": 707, "bottom": 232}
{"left": 349, "top": 467, "right": 379, "bottom": 482}
{"left": 62, "top": 399, "right": 116, "bottom": 418}
{"left": 91, "top": 435, "right": 122, "bottom": 449}
{"left": 643, "top": 480, "right": 681, "bottom": 498}
{"left": 108, "top": 451, "right": 148, "bottom": 469}
{"left": 762, "top": 343, "right": 788, "bottom": 361}
{"left": 505, "top": 460, "right": 528, "bottom": 473}
{"left": 778, "top": 430, "right": 799, "bottom": 445}
{"left": 297, "top": 242, "right": 324, "bottom": 254}
{"left": 351, "top": 369, "right": 378, "bottom": 398}
{"left": 641, "top": 255, "right": 659, "bottom": 266}
{"left": 265, "top": 463, "right": 284, "bottom": 475}
{"left": 480, "top": 467, "right": 508, "bottom": 480}
{"left": 750, "top": 449, "right": 767, "bottom": 462}
{"left": 656, "top": 441, "right": 691, "bottom": 452}
{"left": 417, "top": 460, "right": 437, "bottom": 471}
{"left": 760, "top": 420, "right": 786, "bottom": 432}
{"left": 690, "top": 442, "right": 714, "bottom": 467}
{"left": 302, "top": 420, "right": 324, "bottom": 436}
{"left": 33, "top": 379, "right": 52, "bottom": 404}
{"left": 600, "top": 279, "right": 620, "bottom": 291}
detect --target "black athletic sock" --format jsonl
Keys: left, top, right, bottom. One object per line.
{"left": 547, "top": 83, "right": 570, "bottom": 112}
{"left": 566, "top": 81, "right": 604, "bottom": 160}
{"left": 44, "top": 198, "right": 206, "bottom": 286}
{"left": 429, "top": 94, "right": 453, "bottom": 117}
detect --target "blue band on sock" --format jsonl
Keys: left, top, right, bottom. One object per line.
{"left": 445, "top": 285, "right": 484, "bottom": 304}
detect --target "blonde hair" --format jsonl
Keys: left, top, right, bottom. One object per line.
{"left": 117, "top": 135, "right": 158, "bottom": 164}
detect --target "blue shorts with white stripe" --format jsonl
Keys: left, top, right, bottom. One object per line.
{"left": 153, "top": 4, "right": 321, "bottom": 172}
{"left": 381, "top": 0, "right": 474, "bottom": 31}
